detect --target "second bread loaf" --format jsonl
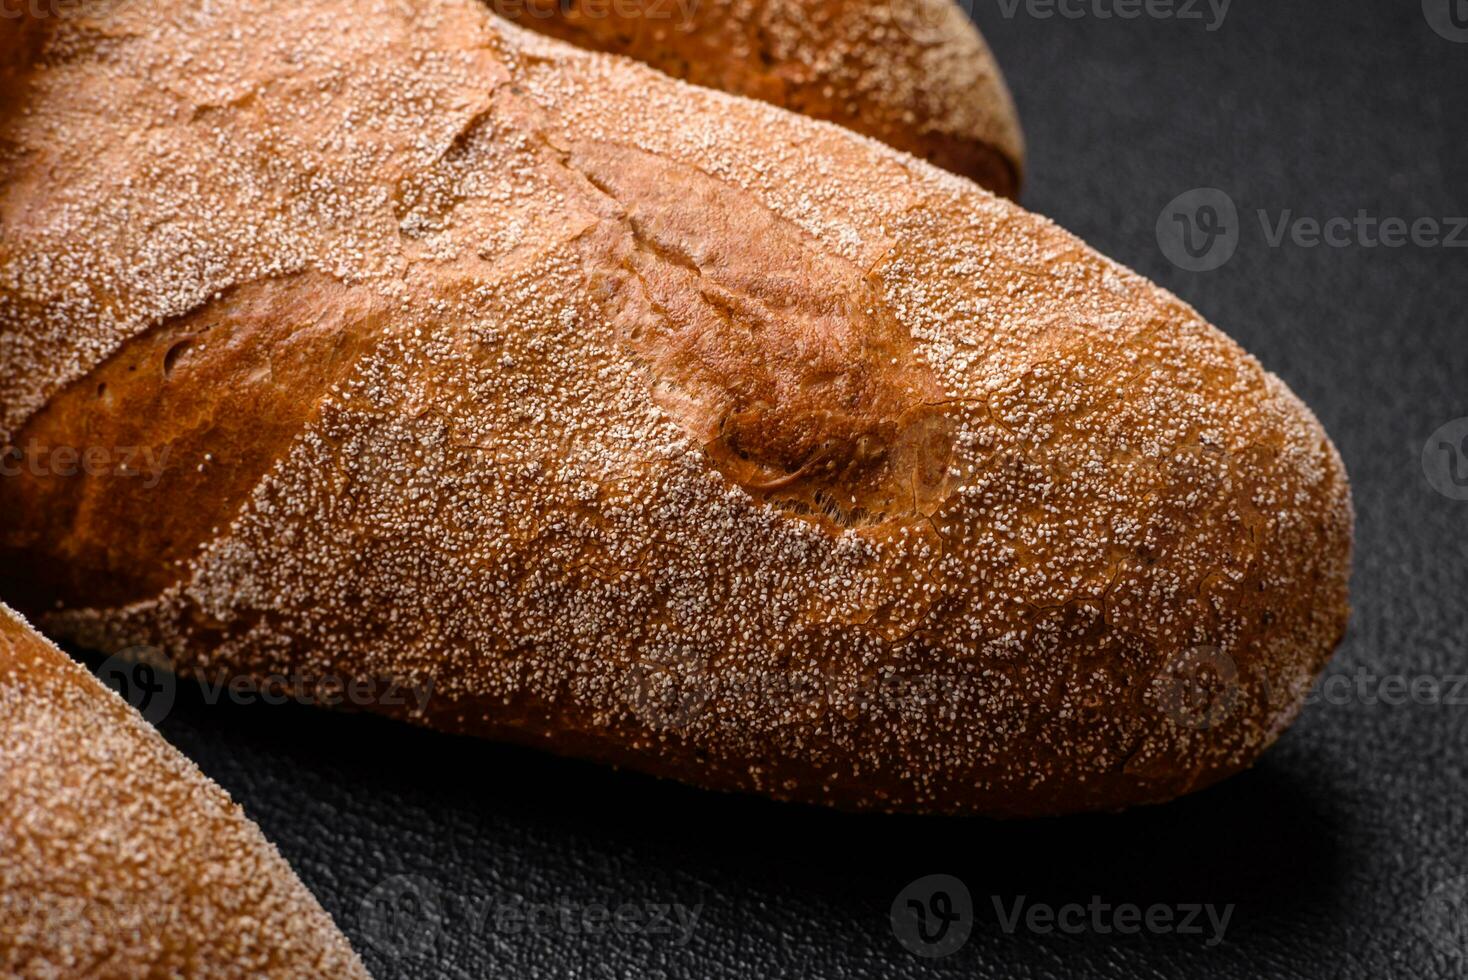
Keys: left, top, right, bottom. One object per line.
{"left": 494, "top": 0, "right": 1026, "bottom": 194}
{"left": 0, "top": 604, "right": 367, "bottom": 977}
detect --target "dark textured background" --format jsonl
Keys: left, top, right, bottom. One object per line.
{"left": 108, "top": 1, "right": 1468, "bottom": 977}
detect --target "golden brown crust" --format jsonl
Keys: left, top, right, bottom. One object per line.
{"left": 0, "top": 0, "right": 1350, "bottom": 817}
{"left": 571, "top": 139, "right": 957, "bottom": 526}
{"left": 496, "top": 0, "right": 1025, "bottom": 194}
{"left": 0, "top": 603, "right": 368, "bottom": 977}
{"left": 2, "top": 274, "right": 390, "bottom": 609}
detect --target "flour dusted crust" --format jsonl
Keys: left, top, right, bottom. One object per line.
{"left": 0, "top": 0, "right": 1351, "bottom": 815}
{"left": 495, "top": 0, "right": 1025, "bottom": 194}
{"left": 0, "top": 604, "right": 367, "bottom": 977}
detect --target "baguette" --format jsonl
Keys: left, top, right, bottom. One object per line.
{"left": 493, "top": 0, "right": 1026, "bottom": 195}
{"left": 0, "top": 0, "right": 1351, "bottom": 816}
{"left": 0, "top": 603, "right": 368, "bottom": 977}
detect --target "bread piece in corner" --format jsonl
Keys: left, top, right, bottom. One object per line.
{"left": 0, "top": 604, "right": 368, "bottom": 978}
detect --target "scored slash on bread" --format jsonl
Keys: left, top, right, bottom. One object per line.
{"left": 492, "top": 0, "right": 1026, "bottom": 196}
{"left": 0, "top": 603, "right": 368, "bottom": 977}
{"left": 0, "top": 0, "right": 1350, "bottom": 816}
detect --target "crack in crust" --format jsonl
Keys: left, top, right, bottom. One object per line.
{"left": 569, "top": 140, "right": 956, "bottom": 527}
{"left": 0, "top": 273, "right": 388, "bottom": 609}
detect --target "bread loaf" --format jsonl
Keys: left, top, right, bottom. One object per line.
{"left": 0, "top": 0, "right": 1352, "bottom": 816}
{"left": 494, "top": 0, "right": 1026, "bottom": 194}
{"left": 0, "top": 603, "right": 367, "bottom": 977}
